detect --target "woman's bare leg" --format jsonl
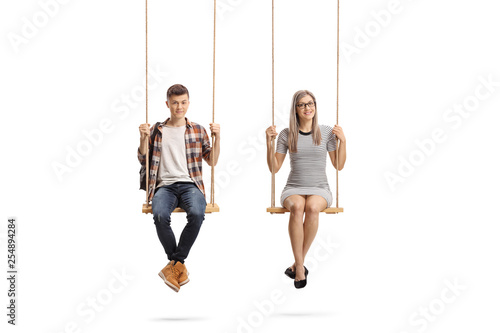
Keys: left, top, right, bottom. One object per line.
{"left": 302, "top": 195, "right": 327, "bottom": 262}
{"left": 284, "top": 195, "right": 306, "bottom": 280}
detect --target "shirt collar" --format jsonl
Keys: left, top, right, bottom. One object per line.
{"left": 161, "top": 117, "right": 192, "bottom": 128}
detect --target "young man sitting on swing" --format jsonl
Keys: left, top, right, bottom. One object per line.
{"left": 138, "top": 84, "right": 220, "bottom": 292}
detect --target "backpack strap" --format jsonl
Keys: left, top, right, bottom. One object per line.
{"left": 148, "top": 122, "right": 161, "bottom": 165}
{"left": 150, "top": 122, "right": 160, "bottom": 149}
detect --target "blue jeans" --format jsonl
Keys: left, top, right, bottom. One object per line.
{"left": 151, "top": 182, "right": 206, "bottom": 263}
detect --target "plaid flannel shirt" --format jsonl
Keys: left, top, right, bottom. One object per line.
{"left": 138, "top": 118, "right": 212, "bottom": 202}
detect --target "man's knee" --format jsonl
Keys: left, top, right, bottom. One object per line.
{"left": 186, "top": 189, "right": 206, "bottom": 223}
{"left": 187, "top": 208, "right": 205, "bottom": 226}
{"left": 153, "top": 208, "right": 172, "bottom": 226}
{"left": 152, "top": 189, "right": 177, "bottom": 225}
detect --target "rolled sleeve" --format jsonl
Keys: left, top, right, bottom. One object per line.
{"left": 137, "top": 125, "right": 155, "bottom": 165}
{"left": 138, "top": 148, "right": 146, "bottom": 166}
{"left": 201, "top": 127, "right": 213, "bottom": 163}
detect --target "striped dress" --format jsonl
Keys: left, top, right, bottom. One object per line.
{"left": 276, "top": 125, "right": 337, "bottom": 207}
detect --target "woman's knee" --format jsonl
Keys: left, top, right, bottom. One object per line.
{"left": 305, "top": 201, "right": 323, "bottom": 215}
{"left": 289, "top": 201, "right": 305, "bottom": 216}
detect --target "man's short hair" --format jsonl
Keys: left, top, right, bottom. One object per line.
{"left": 167, "top": 84, "right": 189, "bottom": 100}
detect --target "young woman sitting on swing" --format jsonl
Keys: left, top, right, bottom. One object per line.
{"left": 266, "top": 90, "right": 347, "bottom": 288}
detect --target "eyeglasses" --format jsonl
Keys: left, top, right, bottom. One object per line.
{"left": 296, "top": 102, "right": 316, "bottom": 110}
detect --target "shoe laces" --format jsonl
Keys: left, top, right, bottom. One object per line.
{"left": 171, "top": 265, "right": 181, "bottom": 278}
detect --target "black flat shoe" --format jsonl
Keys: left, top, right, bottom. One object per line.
{"left": 284, "top": 266, "right": 309, "bottom": 279}
{"left": 294, "top": 278, "right": 307, "bottom": 289}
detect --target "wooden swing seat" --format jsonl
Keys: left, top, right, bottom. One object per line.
{"left": 266, "top": 207, "right": 343, "bottom": 214}
{"left": 143, "top": 203, "right": 219, "bottom": 214}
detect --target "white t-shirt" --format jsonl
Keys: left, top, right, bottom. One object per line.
{"left": 156, "top": 126, "right": 193, "bottom": 188}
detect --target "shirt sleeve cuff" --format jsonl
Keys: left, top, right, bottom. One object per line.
{"left": 138, "top": 148, "right": 146, "bottom": 164}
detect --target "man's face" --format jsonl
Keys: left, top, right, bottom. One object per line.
{"left": 166, "top": 94, "right": 190, "bottom": 120}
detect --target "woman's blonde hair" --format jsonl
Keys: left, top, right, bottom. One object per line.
{"left": 288, "top": 90, "right": 321, "bottom": 153}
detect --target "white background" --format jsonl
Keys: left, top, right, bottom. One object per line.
{"left": 1, "top": 0, "right": 500, "bottom": 332}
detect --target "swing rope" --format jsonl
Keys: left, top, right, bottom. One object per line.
{"left": 143, "top": 0, "right": 219, "bottom": 214}
{"left": 145, "top": 0, "right": 149, "bottom": 206}
{"left": 271, "top": 0, "right": 276, "bottom": 208}
{"left": 335, "top": 0, "right": 340, "bottom": 208}
{"left": 268, "top": 0, "right": 343, "bottom": 214}
{"left": 211, "top": 0, "right": 216, "bottom": 206}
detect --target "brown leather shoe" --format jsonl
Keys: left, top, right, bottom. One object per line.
{"left": 158, "top": 260, "right": 181, "bottom": 292}
{"left": 177, "top": 262, "right": 190, "bottom": 287}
